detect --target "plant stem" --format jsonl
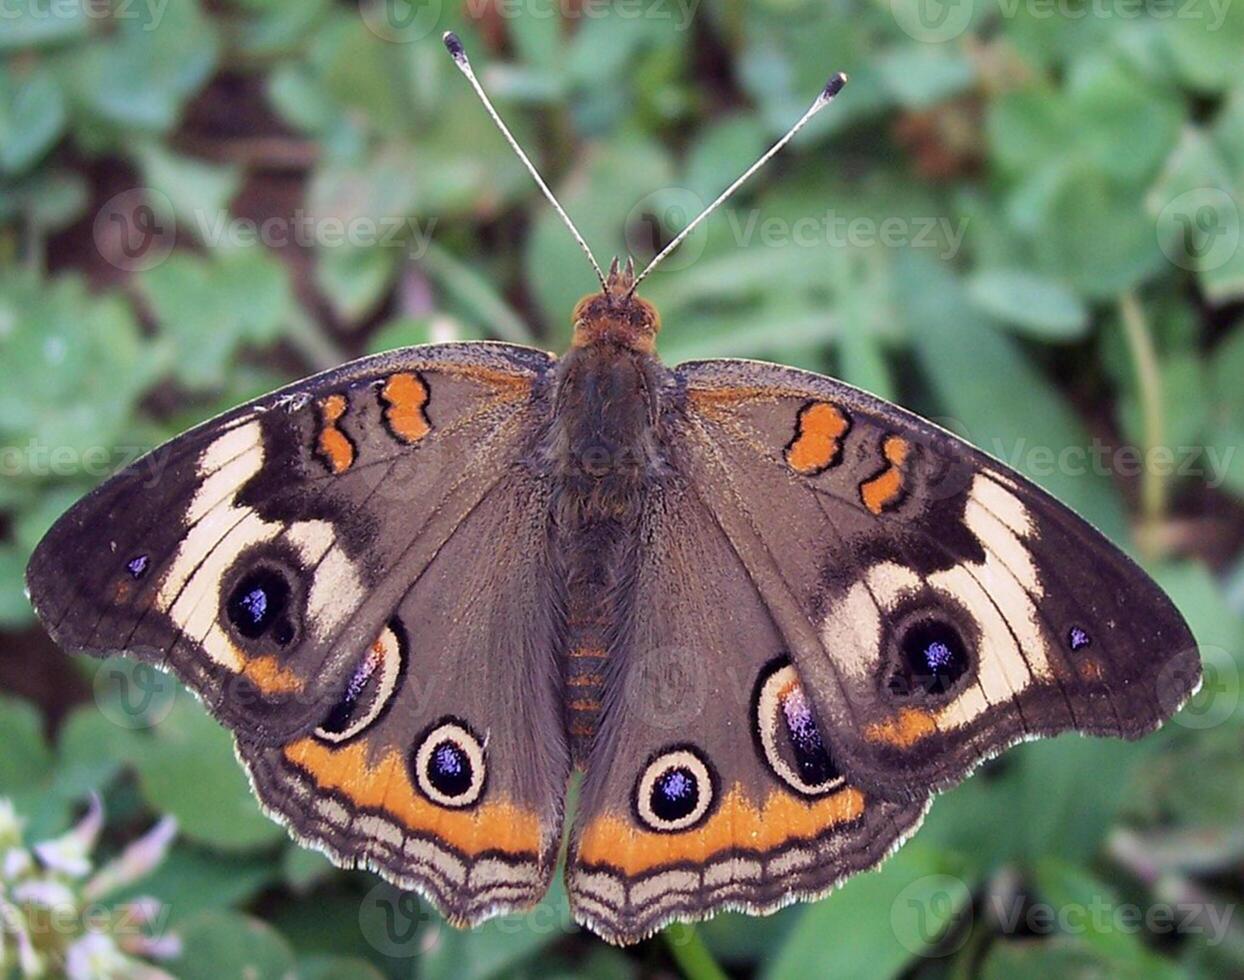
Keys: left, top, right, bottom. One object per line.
{"left": 1117, "top": 289, "right": 1166, "bottom": 545}
{"left": 664, "top": 924, "right": 729, "bottom": 980}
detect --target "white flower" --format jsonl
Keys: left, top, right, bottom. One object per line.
{"left": 3, "top": 845, "right": 32, "bottom": 879}
{"left": 33, "top": 795, "right": 102, "bottom": 879}
{"left": 65, "top": 932, "right": 129, "bottom": 980}
{"left": 84, "top": 818, "right": 178, "bottom": 902}
{"left": 0, "top": 799, "right": 25, "bottom": 849}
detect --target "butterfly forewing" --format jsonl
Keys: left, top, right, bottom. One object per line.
{"left": 673, "top": 358, "right": 1202, "bottom": 801}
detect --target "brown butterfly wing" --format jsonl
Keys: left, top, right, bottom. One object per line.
{"left": 567, "top": 467, "right": 928, "bottom": 944}
{"left": 238, "top": 457, "right": 570, "bottom": 924}
{"left": 672, "top": 358, "right": 1201, "bottom": 802}
{"left": 26, "top": 342, "right": 556, "bottom": 743}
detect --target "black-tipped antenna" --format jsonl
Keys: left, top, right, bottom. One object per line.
{"left": 629, "top": 71, "right": 849, "bottom": 295}
{"left": 442, "top": 32, "right": 607, "bottom": 290}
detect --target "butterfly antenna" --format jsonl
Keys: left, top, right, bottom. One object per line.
{"left": 630, "top": 72, "right": 849, "bottom": 295}
{"left": 443, "top": 32, "right": 607, "bottom": 291}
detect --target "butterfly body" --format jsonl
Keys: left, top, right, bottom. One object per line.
{"left": 26, "top": 259, "right": 1201, "bottom": 944}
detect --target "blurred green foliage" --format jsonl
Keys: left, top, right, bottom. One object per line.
{"left": 1, "top": 0, "right": 1242, "bottom": 977}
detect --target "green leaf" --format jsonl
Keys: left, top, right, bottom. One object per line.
{"left": 875, "top": 45, "right": 975, "bottom": 109}
{"left": 966, "top": 269, "right": 1089, "bottom": 340}
{"left": 0, "top": 544, "right": 35, "bottom": 628}
{"left": 897, "top": 253, "right": 1128, "bottom": 541}
{"left": 417, "top": 878, "right": 574, "bottom": 980}
{"left": 140, "top": 249, "right": 295, "bottom": 391}
{"left": 174, "top": 912, "right": 298, "bottom": 980}
{"left": 300, "top": 957, "right": 386, "bottom": 980}
{"left": 69, "top": 0, "right": 218, "bottom": 134}
{"left": 128, "top": 698, "right": 286, "bottom": 850}
{"left": 0, "top": 271, "right": 164, "bottom": 455}
{"left": 981, "top": 937, "right": 1179, "bottom": 980}
{"left": 1206, "top": 325, "right": 1244, "bottom": 497}
{"left": 1031, "top": 165, "right": 1165, "bottom": 299}
{"left": 0, "top": 694, "right": 53, "bottom": 794}
{"left": 764, "top": 844, "right": 972, "bottom": 980}
{"left": 0, "top": 66, "right": 67, "bottom": 174}
{"left": 0, "top": 0, "right": 91, "bottom": 50}
{"left": 136, "top": 144, "right": 242, "bottom": 240}
{"left": 316, "top": 243, "right": 400, "bottom": 325}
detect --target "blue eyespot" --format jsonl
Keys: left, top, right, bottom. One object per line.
{"left": 412, "top": 719, "right": 486, "bottom": 807}
{"left": 635, "top": 746, "right": 716, "bottom": 832}
{"left": 126, "top": 555, "right": 149, "bottom": 579}
{"left": 1068, "top": 626, "right": 1091, "bottom": 651}
{"left": 892, "top": 619, "right": 970, "bottom": 697}
{"left": 226, "top": 568, "right": 291, "bottom": 641}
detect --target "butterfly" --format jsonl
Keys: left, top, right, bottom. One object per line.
{"left": 25, "top": 33, "right": 1201, "bottom": 946}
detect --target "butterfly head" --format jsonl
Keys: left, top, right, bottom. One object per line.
{"left": 571, "top": 256, "right": 662, "bottom": 352}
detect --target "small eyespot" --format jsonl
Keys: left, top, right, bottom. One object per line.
{"left": 226, "top": 568, "right": 291, "bottom": 640}
{"left": 126, "top": 555, "right": 149, "bottom": 579}
{"left": 754, "top": 660, "right": 842, "bottom": 797}
{"left": 634, "top": 746, "right": 716, "bottom": 833}
{"left": 412, "top": 719, "right": 486, "bottom": 808}
{"left": 314, "top": 623, "right": 405, "bottom": 744}
{"left": 1068, "top": 626, "right": 1091, "bottom": 651}
{"left": 890, "top": 619, "right": 970, "bottom": 697}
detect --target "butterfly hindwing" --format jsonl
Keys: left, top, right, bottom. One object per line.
{"left": 238, "top": 457, "right": 570, "bottom": 923}
{"left": 25, "top": 342, "right": 556, "bottom": 743}
{"left": 673, "top": 358, "right": 1202, "bottom": 801}
{"left": 567, "top": 469, "right": 928, "bottom": 944}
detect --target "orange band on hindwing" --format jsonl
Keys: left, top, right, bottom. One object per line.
{"left": 860, "top": 435, "right": 910, "bottom": 514}
{"left": 576, "top": 785, "right": 866, "bottom": 875}
{"left": 380, "top": 373, "right": 431, "bottom": 444}
{"left": 283, "top": 737, "right": 541, "bottom": 856}
{"left": 315, "top": 394, "right": 355, "bottom": 474}
{"left": 785, "top": 401, "right": 851, "bottom": 475}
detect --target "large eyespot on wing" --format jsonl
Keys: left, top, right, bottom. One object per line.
{"left": 673, "top": 357, "right": 1201, "bottom": 800}
{"left": 24, "top": 342, "right": 558, "bottom": 742}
